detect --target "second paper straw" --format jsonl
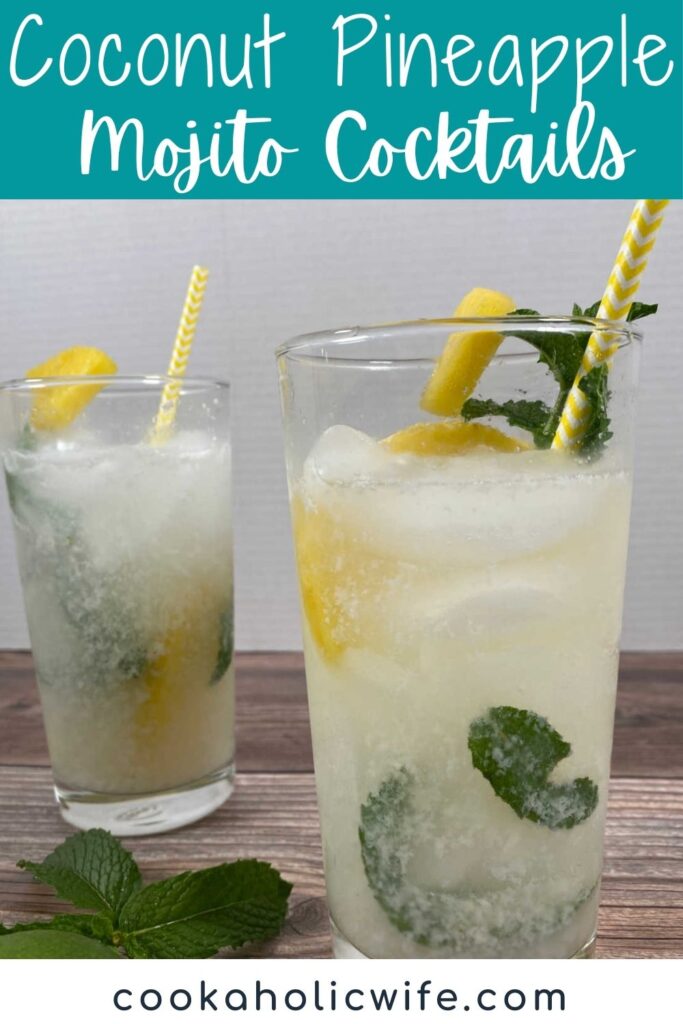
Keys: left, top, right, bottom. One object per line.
{"left": 152, "top": 265, "right": 210, "bottom": 443}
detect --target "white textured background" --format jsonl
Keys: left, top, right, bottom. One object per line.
{"left": 0, "top": 200, "right": 681, "bottom": 651}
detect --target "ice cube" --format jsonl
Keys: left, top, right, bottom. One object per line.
{"left": 426, "top": 579, "right": 565, "bottom": 640}
{"left": 301, "top": 429, "right": 623, "bottom": 569}
{"left": 304, "top": 425, "right": 394, "bottom": 487}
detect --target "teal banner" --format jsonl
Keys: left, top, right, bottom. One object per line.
{"left": 1, "top": 0, "right": 681, "bottom": 197}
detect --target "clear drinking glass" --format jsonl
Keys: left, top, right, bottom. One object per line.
{"left": 0, "top": 376, "right": 234, "bottom": 835}
{"left": 277, "top": 317, "right": 641, "bottom": 958}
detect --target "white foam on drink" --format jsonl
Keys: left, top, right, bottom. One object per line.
{"left": 9, "top": 431, "right": 231, "bottom": 573}
{"left": 303, "top": 425, "right": 627, "bottom": 568}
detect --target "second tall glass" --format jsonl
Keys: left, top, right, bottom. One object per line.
{"left": 0, "top": 375, "right": 234, "bottom": 835}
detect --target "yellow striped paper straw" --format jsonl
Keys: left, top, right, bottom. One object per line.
{"left": 552, "top": 199, "right": 668, "bottom": 450}
{"left": 151, "top": 265, "right": 209, "bottom": 443}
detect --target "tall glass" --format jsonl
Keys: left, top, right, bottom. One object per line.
{"left": 277, "top": 318, "right": 641, "bottom": 958}
{"left": 0, "top": 376, "right": 234, "bottom": 835}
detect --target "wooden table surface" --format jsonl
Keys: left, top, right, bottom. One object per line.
{"left": 0, "top": 650, "right": 681, "bottom": 958}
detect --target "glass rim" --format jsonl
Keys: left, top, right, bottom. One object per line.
{"left": 276, "top": 315, "right": 642, "bottom": 365}
{"left": 0, "top": 373, "right": 230, "bottom": 395}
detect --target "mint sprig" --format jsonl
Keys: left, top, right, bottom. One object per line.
{"left": 0, "top": 829, "right": 291, "bottom": 959}
{"left": 468, "top": 706, "right": 598, "bottom": 829}
{"left": 577, "top": 365, "right": 613, "bottom": 457}
{"left": 461, "top": 301, "right": 657, "bottom": 456}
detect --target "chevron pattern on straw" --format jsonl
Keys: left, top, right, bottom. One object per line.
{"left": 152, "top": 265, "right": 210, "bottom": 443}
{"left": 552, "top": 199, "right": 668, "bottom": 450}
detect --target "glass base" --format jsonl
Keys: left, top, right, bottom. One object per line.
{"left": 55, "top": 762, "right": 235, "bottom": 836}
{"left": 331, "top": 919, "right": 596, "bottom": 959}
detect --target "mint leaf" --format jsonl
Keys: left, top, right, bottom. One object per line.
{"left": 210, "top": 608, "right": 233, "bottom": 685}
{"left": 18, "top": 830, "right": 141, "bottom": 920}
{"left": 4, "top": 471, "right": 34, "bottom": 518}
{"left": 359, "top": 768, "right": 596, "bottom": 951}
{"left": 468, "top": 707, "right": 598, "bottom": 830}
{"left": 359, "top": 769, "right": 413, "bottom": 935}
{"left": 577, "top": 366, "right": 612, "bottom": 458}
{"left": 0, "top": 913, "right": 113, "bottom": 942}
{"left": 469, "top": 306, "right": 584, "bottom": 449}
{"left": 465, "top": 301, "right": 657, "bottom": 456}
{"left": 522, "top": 332, "right": 584, "bottom": 393}
{"left": 574, "top": 300, "right": 657, "bottom": 323}
{"left": 4, "top": 472, "right": 148, "bottom": 686}
{"left": 462, "top": 397, "right": 555, "bottom": 449}
{"left": 117, "top": 861, "right": 292, "bottom": 958}
{"left": 19, "top": 424, "right": 38, "bottom": 451}
{"left": 507, "top": 308, "right": 584, "bottom": 391}
{"left": 0, "top": 930, "right": 120, "bottom": 959}
{"left": 627, "top": 301, "right": 658, "bottom": 322}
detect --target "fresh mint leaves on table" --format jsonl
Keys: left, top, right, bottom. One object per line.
{"left": 461, "top": 301, "right": 657, "bottom": 455}
{"left": 0, "top": 830, "right": 292, "bottom": 959}
{"left": 468, "top": 706, "right": 598, "bottom": 830}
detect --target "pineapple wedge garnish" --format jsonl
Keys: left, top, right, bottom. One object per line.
{"left": 421, "top": 287, "right": 516, "bottom": 417}
{"left": 383, "top": 420, "right": 530, "bottom": 456}
{"left": 27, "top": 345, "right": 117, "bottom": 431}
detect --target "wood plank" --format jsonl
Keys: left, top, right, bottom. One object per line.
{"left": 233, "top": 653, "right": 314, "bottom": 774}
{"left": 0, "top": 768, "right": 680, "bottom": 959}
{"left": 613, "top": 652, "right": 683, "bottom": 779}
{"left": 0, "top": 651, "right": 680, "bottom": 958}
{"left": 0, "top": 652, "right": 46, "bottom": 768}
{"left": 1, "top": 651, "right": 682, "bottom": 777}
